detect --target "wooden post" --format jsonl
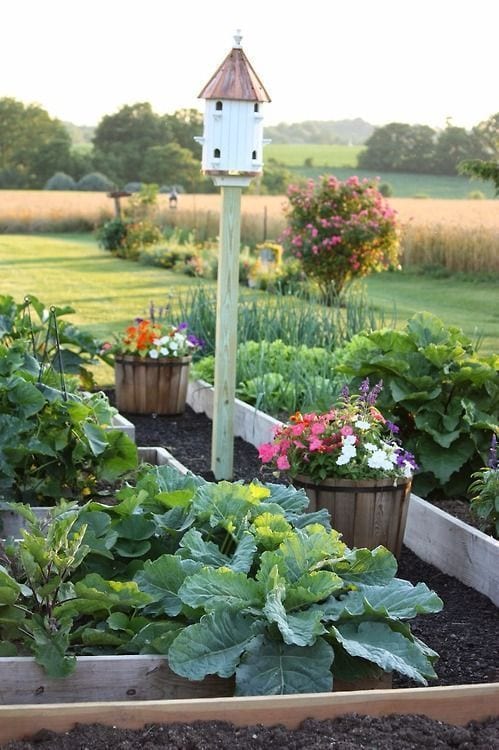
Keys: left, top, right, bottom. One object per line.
{"left": 211, "top": 186, "right": 242, "bottom": 479}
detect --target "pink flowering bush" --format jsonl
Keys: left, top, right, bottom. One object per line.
{"left": 258, "top": 379, "right": 417, "bottom": 483}
{"left": 280, "top": 175, "right": 400, "bottom": 295}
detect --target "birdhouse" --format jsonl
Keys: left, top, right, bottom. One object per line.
{"left": 195, "top": 32, "right": 271, "bottom": 186}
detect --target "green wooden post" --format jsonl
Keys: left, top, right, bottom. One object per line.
{"left": 211, "top": 185, "right": 242, "bottom": 479}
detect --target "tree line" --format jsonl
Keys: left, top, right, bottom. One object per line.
{"left": 0, "top": 98, "right": 291, "bottom": 194}
{"left": 359, "top": 116, "right": 499, "bottom": 175}
{"left": 1, "top": 97, "right": 497, "bottom": 191}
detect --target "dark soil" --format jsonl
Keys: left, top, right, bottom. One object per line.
{"left": 4, "top": 404, "right": 497, "bottom": 750}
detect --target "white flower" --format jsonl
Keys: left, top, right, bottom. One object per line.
{"left": 354, "top": 419, "right": 371, "bottom": 430}
{"left": 336, "top": 434, "right": 357, "bottom": 466}
{"left": 148, "top": 349, "right": 159, "bottom": 359}
{"left": 367, "top": 449, "right": 394, "bottom": 471}
{"left": 159, "top": 347, "right": 171, "bottom": 356}
{"left": 152, "top": 338, "right": 163, "bottom": 346}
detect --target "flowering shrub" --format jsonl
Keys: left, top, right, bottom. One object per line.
{"left": 109, "top": 318, "right": 203, "bottom": 359}
{"left": 468, "top": 434, "right": 499, "bottom": 538}
{"left": 281, "top": 175, "right": 400, "bottom": 294}
{"left": 258, "top": 379, "right": 417, "bottom": 482}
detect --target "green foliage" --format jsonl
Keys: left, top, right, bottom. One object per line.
{"left": 0, "top": 294, "right": 109, "bottom": 388}
{"left": 76, "top": 172, "right": 114, "bottom": 192}
{"left": 97, "top": 185, "right": 163, "bottom": 259}
{"left": 0, "top": 466, "right": 443, "bottom": 693}
{"left": 282, "top": 176, "right": 400, "bottom": 295}
{"left": 178, "top": 284, "right": 389, "bottom": 362}
{"left": 467, "top": 435, "right": 499, "bottom": 537}
{"left": 0, "top": 343, "right": 138, "bottom": 506}
{"left": 44, "top": 172, "right": 76, "bottom": 190}
{"left": 335, "top": 312, "right": 499, "bottom": 497}
{"left": 0, "top": 98, "right": 73, "bottom": 188}
{"left": 359, "top": 121, "right": 488, "bottom": 176}
{"left": 193, "top": 340, "right": 339, "bottom": 416}
{"left": 458, "top": 159, "right": 499, "bottom": 196}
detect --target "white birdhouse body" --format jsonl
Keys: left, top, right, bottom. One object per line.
{"left": 196, "top": 36, "right": 271, "bottom": 186}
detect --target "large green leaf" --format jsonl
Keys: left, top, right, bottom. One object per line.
{"left": 168, "top": 609, "right": 261, "bottom": 679}
{"left": 74, "top": 573, "right": 153, "bottom": 609}
{"left": 8, "top": 378, "right": 45, "bottom": 417}
{"left": 263, "top": 483, "right": 309, "bottom": 514}
{"left": 134, "top": 555, "right": 189, "bottom": 616}
{"left": 129, "top": 621, "right": 184, "bottom": 654}
{"left": 331, "top": 547, "right": 397, "bottom": 586}
{"left": 263, "top": 571, "right": 325, "bottom": 647}
{"left": 285, "top": 570, "right": 344, "bottom": 610}
{"left": 81, "top": 422, "right": 108, "bottom": 457}
{"left": 229, "top": 532, "right": 257, "bottom": 573}
{"left": 332, "top": 621, "right": 438, "bottom": 684}
{"left": 99, "top": 430, "right": 138, "bottom": 481}
{"left": 29, "top": 617, "right": 76, "bottom": 678}
{"left": 114, "top": 516, "right": 156, "bottom": 541}
{"left": 417, "top": 434, "right": 474, "bottom": 483}
{"left": 235, "top": 634, "right": 334, "bottom": 695}
{"left": 319, "top": 579, "right": 443, "bottom": 621}
{"left": 192, "top": 481, "right": 270, "bottom": 529}
{"left": 177, "top": 528, "right": 230, "bottom": 567}
{"left": 178, "top": 567, "right": 263, "bottom": 611}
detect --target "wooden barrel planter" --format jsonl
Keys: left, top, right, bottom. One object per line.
{"left": 293, "top": 476, "right": 412, "bottom": 558}
{"left": 114, "top": 355, "right": 191, "bottom": 415}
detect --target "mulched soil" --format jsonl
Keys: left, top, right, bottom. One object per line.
{"left": 4, "top": 403, "right": 497, "bottom": 750}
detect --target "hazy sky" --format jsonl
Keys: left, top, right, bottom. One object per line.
{"left": 1, "top": 0, "right": 496, "bottom": 130}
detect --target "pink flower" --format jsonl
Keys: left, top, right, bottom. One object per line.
{"left": 258, "top": 443, "right": 277, "bottom": 463}
{"left": 340, "top": 425, "right": 354, "bottom": 437}
{"left": 309, "top": 438, "right": 324, "bottom": 451}
{"left": 276, "top": 454, "right": 291, "bottom": 471}
{"left": 310, "top": 422, "right": 325, "bottom": 436}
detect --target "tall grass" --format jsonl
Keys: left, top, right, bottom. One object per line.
{"left": 400, "top": 224, "right": 499, "bottom": 273}
{"left": 176, "top": 284, "right": 392, "bottom": 358}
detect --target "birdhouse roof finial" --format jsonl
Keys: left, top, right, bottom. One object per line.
{"left": 233, "top": 29, "right": 243, "bottom": 48}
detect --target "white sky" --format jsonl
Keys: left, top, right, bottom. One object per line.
{"left": 1, "top": 0, "right": 497, "bottom": 130}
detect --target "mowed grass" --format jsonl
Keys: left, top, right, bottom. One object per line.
{"left": 0, "top": 235, "right": 497, "bottom": 376}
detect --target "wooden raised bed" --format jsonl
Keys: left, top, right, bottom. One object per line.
{"left": 186, "top": 380, "right": 499, "bottom": 607}
{"left": 0, "top": 683, "right": 498, "bottom": 744}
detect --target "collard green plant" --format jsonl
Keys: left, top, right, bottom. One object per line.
{"left": 0, "top": 343, "right": 138, "bottom": 506}
{"left": 0, "top": 465, "right": 443, "bottom": 694}
{"left": 335, "top": 312, "right": 499, "bottom": 497}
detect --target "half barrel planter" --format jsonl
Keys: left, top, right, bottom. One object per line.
{"left": 293, "top": 476, "right": 412, "bottom": 558}
{"left": 114, "top": 354, "right": 191, "bottom": 415}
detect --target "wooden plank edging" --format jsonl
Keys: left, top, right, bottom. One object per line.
{"left": 0, "top": 683, "right": 498, "bottom": 743}
{"left": 404, "top": 494, "right": 499, "bottom": 606}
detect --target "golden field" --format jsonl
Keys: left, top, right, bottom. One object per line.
{"left": 1, "top": 190, "right": 499, "bottom": 228}
{"left": 0, "top": 190, "right": 498, "bottom": 272}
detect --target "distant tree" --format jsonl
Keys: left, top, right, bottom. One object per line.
{"left": 0, "top": 97, "right": 72, "bottom": 187}
{"left": 142, "top": 143, "right": 201, "bottom": 192}
{"left": 44, "top": 172, "right": 76, "bottom": 190}
{"left": 433, "top": 125, "right": 487, "bottom": 175}
{"left": 162, "top": 109, "right": 203, "bottom": 159}
{"left": 358, "top": 123, "right": 436, "bottom": 173}
{"left": 471, "top": 112, "right": 499, "bottom": 157}
{"left": 92, "top": 102, "right": 167, "bottom": 184}
{"left": 458, "top": 159, "right": 499, "bottom": 195}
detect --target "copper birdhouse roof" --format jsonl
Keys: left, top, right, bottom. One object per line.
{"left": 198, "top": 45, "right": 271, "bottom": 103}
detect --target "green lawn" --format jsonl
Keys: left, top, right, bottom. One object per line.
{"left": 265, "top": 143, "right": 363, "bottom": 168}
{"left": 262, "top": 143, "right": 495, "bottom": 198}
{"left": 0, "top": 235, "right": 496, "bottom": 386}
